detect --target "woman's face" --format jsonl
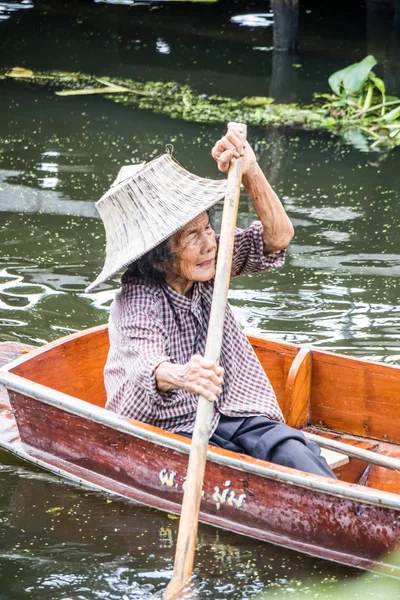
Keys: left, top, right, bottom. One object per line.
{"left": 166, "top": 211, "right": 217, "bottom": 295}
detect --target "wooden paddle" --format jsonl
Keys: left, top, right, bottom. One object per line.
{"left": 163, "top": 125, "right": 247, "bottom": 600}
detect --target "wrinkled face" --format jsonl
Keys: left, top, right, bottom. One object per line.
{"left": 167, "top": 211, "right": 217, "bottom": 293}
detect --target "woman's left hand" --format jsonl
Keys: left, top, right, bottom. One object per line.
{"left": 211, "top": 122, "right": 257, "bottom": 176}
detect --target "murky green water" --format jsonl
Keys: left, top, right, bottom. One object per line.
{"left": 0, "top": 1, "right": 399, "bottom": 598}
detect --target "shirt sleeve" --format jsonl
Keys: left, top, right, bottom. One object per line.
{"left": 229, "top": 221, "right": 286, "bottom": 277}
{"left": 119, "top": 311, "right": 176, "bottom": 404}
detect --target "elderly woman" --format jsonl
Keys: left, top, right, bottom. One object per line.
{"left": 102, "top": 124, "right": 335, "bottom": 478}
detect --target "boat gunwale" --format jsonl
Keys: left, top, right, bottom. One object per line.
{"left": 3, "top": 323, "right": 400, "bottom": 375}
{"left": 2, "top": 367, "right": 400, "bottom": 511}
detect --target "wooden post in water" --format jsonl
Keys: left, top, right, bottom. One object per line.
{"left": 269, "top": 1, "right": 299, "bottom": 102}
{"left": 271, "top": 0, "right": 299, "bottom": 52}
{"left": 269, "top": 51, "right": 299, "bottom": 102}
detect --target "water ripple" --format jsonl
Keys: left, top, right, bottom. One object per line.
{"left": 229, "top": 284, "right": 400, "bottom": 364}
{"left": 0, "top": 266, "right": 63, "bottom": 311}
{"left": 0, "top": 1, "right": 33, "bottom": 22}
{"left": 290, "top": 247, "right": 400, "bottom": 277}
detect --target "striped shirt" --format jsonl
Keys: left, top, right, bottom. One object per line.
{"left": 105, "top": 221, "right": 285, "bottom": 434}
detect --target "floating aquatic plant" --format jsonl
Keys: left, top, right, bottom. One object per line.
{"left": 318, "top": 55, "right": 400, "bottom": 150}
{"left": 3, "top": 57, "right": 399, "bottom": 154}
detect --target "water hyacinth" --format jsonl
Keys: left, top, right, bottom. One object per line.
{"left": 2, "top": 57, "right": 400, "bottom": 154}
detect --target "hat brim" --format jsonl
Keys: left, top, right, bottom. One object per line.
{"left": 85, "top": 154, "right": 227, "bottom": 292}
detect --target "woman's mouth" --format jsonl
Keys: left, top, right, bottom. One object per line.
{"left": 197, "top": 259, "right": 214, "bottom": 269}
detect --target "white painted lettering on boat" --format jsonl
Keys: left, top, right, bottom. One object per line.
{"left": 227, "top": 490, "right": 247, "bottom": 508}
{"left": 159, "top": 468, "right": 176, "bottom": 487}
{"left": 212, "top": 486, "right": 230, "bottom": 509}
{"left": 213, "top": 483, "right": 246, "bottom": 510}
{"left": 158, "top": 469, "right": 246, "bottom": 509}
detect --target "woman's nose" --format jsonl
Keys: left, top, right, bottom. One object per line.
{"left": 201, "top": 231, "right": 216, "bottom": 253}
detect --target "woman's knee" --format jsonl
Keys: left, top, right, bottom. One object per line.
{"left": 270, "top": 439, "right": 335, "bottom": 478}
{"left": 270, "top": 439, "right": 307, "bottom": 467}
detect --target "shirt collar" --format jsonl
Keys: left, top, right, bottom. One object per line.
{"left": 162, "top": 282, "right": 203, "bottom": 314}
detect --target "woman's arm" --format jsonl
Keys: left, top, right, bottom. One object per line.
{"left": 242, "top": 163, "right": 294, "bottom": 254}
{"left": 211, "top": 122, "right": 294, "bottom": 254}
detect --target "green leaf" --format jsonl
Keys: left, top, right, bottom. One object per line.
{"left": 369, "top": 73, "right": 386, "bottom": 96}
{"left": 328, "top": 55, "right": 378, "bottom": 97}
{"left": 383, "top": 105, "right": 400, "bottom": 121}
{"left": 363, "top": 82, "right": 374, "bottom": 111}
{"left": 323, "top": 117, "right": 336, "bottom": 127}
{"left": 369, "top": 73, "right": 386, "bottom": 114}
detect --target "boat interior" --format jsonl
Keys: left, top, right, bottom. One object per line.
{"left": 1, "top": 325, "right": 400, "bottom": 494}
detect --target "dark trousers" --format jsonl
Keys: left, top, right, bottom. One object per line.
{"left": 181, "top": 414, "right": 336, "bottom": 479}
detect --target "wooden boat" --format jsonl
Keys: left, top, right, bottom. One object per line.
{"left": 0, "top": 325, "right": 399, "bottom": 576}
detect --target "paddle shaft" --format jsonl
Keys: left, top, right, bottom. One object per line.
{"left": 163, "top": 136, "right": 246, "bottom": 600}
{"left": 304, "top": 431, "right": 400, "bottom": 472}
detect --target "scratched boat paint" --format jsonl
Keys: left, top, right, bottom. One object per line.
{"left": 0, "top": 0, "right": 400, "bottom": 598}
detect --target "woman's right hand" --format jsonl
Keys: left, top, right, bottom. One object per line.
{"left": 182, "top": 354, "right": 224, "bottom": 402}
{"left": 155, "top": 355, "right": 224, "bottom": 401}
{"left": 211, "top": 122, "right": 256, "bottom": 176}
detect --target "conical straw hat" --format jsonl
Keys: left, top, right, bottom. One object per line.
{"left": 85, "top": 153, "right": 227, "bottom": 292}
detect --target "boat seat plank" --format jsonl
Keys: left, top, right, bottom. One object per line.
{"left": 320, "top": 448, "right": 349, "bottom": 470}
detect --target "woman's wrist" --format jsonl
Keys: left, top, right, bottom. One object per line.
{"left": 242, "top": 160, "right": 260, "bottom": 180}
{"left": 155, "top": 361, "right": 186, "bottom": 392}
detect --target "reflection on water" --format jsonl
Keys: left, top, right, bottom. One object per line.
{"left": 0, "top": 1, "right": 32, "bottom": 22}
{"left": 230, "top": 13, "right": 274, "bottom": 28}
{"left": 0, "top": 464, "right": 369, "bottom": 600}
